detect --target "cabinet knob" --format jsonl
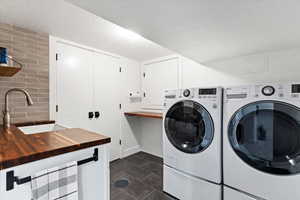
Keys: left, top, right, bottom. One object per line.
{"left": 95, "top": 111, "right": 100, "bottom": 118}
{"left": 88, "top": 112, "right": 94, "bottom": 119}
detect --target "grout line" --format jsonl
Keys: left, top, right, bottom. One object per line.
{"left": 140, "top": 189, "right": 156, "bottom": 200}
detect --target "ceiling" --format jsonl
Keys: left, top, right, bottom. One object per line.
{"left": 0, "top": 0, "right": 173, "bottom": 61}
{"left": 67, "top": 0, "right": 300, "bottom": 63}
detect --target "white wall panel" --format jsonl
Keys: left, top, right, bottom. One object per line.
{"left": 206, "top": 47, "right": 300, "bottom": 85}
{"left": 181, "top": 56, "right": 245, "bottom": 88}
{"left": 140, "top": 118, "right": 163, "bottom": 157}
{"left": 120, "top": 58, "right": 143, "bottom": 157}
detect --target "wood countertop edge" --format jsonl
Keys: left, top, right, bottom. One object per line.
{"left": 0, "top": 125, "right": 111, "bottom": 170}
{"left": 124, "top": 111, "right": 163, "bottom": 119}
{"left": 0, "top": 138, "right": 111, "bottom": 170}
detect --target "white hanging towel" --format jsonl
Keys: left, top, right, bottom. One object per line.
{"left": 31, "top": 161, "right": 78, "bottom": 200}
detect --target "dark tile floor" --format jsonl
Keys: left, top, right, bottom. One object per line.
{"left": 110, "top": 152, "right": 176, "bottom": 200}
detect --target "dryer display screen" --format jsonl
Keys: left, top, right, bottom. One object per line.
{"left": 292, "top": 84, "right": 300, "bottom": 93}
{"left": 199, "top": 88, "right": 216, "bottom": 95}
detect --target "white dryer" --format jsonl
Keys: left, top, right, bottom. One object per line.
{"left": 223, "top": 83, "right": 300, "bottom": 200}
{"left": 163, "top": 87, "right": 222, "bottom": 200}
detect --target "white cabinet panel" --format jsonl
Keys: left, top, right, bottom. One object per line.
{"left": 92, "top": 52, "right": 121, "bottom": 161}
{"left": 56, "top": 43, "right": 93, "bottom": 129}
{"left": 0, "top": 145, "right": 109, "bottom": 200}
{"left": 56, "top": 42, "right": 121, "bottom": 161}
{"left": 142, "top": 58, "right": 179, "bottom": 109}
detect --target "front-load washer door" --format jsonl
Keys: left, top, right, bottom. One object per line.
{"left": 164, "top": 100, "right": 214, "bottom": 154}
{"left": 228, "top": 100, "right": 300, "bottom": 175}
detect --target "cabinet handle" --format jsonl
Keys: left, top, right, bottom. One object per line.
{"left": 95, "top": 111, "right": 100, "bottom": 118}
{"left": 88, "top": 112, "right": 94, "bottom": 119}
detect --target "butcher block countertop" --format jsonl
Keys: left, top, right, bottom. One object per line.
{"left": 0, "top": 123, "right": 111, "bottom": 170}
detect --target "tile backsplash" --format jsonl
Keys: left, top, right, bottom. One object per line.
{"left": 0, "top": 23, "right": 49, "bottom": 124}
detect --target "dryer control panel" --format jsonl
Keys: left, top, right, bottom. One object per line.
{"left": 164, "top": 88, "right": 221, "bottom": 100}
{"left": 225, "top": 83, "right": 300, "bottom": 101}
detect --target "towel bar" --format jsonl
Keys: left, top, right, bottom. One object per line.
{"left": 6, "top": 148, "right": 98, "bottom": 191}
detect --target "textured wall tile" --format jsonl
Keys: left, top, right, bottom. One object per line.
{"left": 0, "top": 23, "right": 49, "bottom": 124}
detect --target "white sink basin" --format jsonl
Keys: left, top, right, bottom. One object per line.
{"left": 18, "top": 124, "right": 66, "bottom": 134}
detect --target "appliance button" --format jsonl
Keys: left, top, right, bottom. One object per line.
{"left": 183, "top": 89, "right": 191, "bottom": 97}
{"left": 262, "top": 86, "right": 275, "bottom": 96}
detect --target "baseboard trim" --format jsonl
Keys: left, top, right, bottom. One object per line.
{"left": 122, "top": 145, "right": 141, "bottom": 158}
{"left": 140, "top": 148, "right": 163, "bottom": 158}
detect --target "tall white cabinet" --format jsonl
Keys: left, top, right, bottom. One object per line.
{"left": 92, "top": 53, "right": 121, "bottom": 161}
{"left": 55, "top": 42, "right": 121, "bottom": 161}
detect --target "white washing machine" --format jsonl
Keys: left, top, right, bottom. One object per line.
{"left": 223, "top": 83, "right": 300, "bottom": 200}
{"left": 163, "top": 87, "right": 222, "bottom": 200}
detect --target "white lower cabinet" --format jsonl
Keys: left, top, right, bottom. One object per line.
{"left": 0, "top": 145, "right": 109, "bottom": 200}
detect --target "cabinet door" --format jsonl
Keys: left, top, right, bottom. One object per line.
{"left": 56, "top": 43, "right": 121, "bottom": 161}
{"left": 0, "top": 146, "right": 109, "bottom": 200}
{"left": 142, "top": 58, "right": 179, "bottom": 109}
{"left": 92, "top": 52, "right": 121, "bottom": 161}
{"left": 56, "top": 43, "right": 93, "bottom": 129}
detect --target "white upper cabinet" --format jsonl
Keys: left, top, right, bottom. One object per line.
{"left": 141, "top": 57, "right": 179, "bottom": 110}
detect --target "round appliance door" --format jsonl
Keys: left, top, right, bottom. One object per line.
{"left": 164, "top": 100, "right": 214, "bottom": 154}
{"left": 228, "top": 100, "right": 300, "bottom": 175}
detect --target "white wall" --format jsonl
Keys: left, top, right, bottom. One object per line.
{"left": 120, "top": 58, "right": 143, "bottom": 157}
{"left": 206, "top": 48, "right": 300, "bottom": 85}
{"left": 140, "top": 118, "right": 163, "bottom": 157}
{"left": 138, "top": 48, "right": 300, "bottom": 157}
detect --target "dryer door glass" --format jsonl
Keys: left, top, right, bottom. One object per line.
{"left": 165, "top": 100, "right": 214, "bottom": 153}
{"left": 228, "top": 100, "right": 300, "bottom": 175}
